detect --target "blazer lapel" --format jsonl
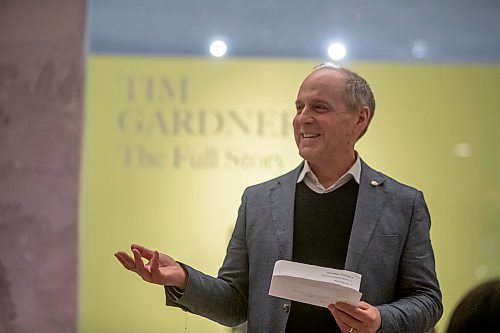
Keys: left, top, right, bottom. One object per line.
{"left": 269, "top": 164, "right": 302, "bottom": 261}
{"left": 345, "top": 160, "right": 387, "bottom": 272}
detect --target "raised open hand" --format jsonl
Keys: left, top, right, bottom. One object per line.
{"left": 114, "top": 244, "right": 187, "bottom": 289}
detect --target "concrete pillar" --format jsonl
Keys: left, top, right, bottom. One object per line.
{"left": 0, "top": 1, "right": 85, "bottom": 332}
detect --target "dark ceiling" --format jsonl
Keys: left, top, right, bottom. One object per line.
{"left": 89, "top": 0, "right": 500, "bottom": 63}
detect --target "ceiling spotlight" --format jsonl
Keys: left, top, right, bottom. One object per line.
{"left": 210, "top": 40, "right": 227, "bottom": 57}
{"left": 411, "top": 40, "right": 427, "bottom": 59}
{"left": 328, "top": 42, "right": 347, "bottom": 61}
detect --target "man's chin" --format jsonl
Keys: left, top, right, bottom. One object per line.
{"left": 298, "top": 148, "right": 317, "bottom": 161}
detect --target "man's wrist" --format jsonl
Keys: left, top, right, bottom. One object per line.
{"left": 173, "top": 261, "right": 189, "bottom": 290}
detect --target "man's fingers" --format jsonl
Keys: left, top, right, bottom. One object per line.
{"left": 335, "top": 302, "right": 365, "bottom": 321}
{"left": 132, "top": 248, "right": 152, "bottom": 281}
{"left": 357, "top": 301, "right": 371, "bottom": 310}
{"left": 329, "top": 305, "right": 354, "bottom": 333}
{"left": 115, "top": 245, "right": 177, "bottom": 286}
{"left": 331, "top": 301, "right": 382, "bottom": 333}
{"left": 331, "top": 306, "right": 362, "bottom": 330}
{"left": 334, "top": 302, "right": 358, "bottom": 313}
{"left": 131, "top": 244, "right": 154, "bottom": 260}
{"left": 150, "top": 251, "right": 163, "bottom": 282}
{"left": 114, "top": 252, "right": 136, "bottom": 271}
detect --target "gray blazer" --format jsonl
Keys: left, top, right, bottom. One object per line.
{"left": 166, "top": 160, "right": 443, "bottom": 333}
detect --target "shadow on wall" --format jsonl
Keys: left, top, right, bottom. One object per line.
{"left": 0, "top": 260, "right": 16, "bottom": 333}
{"left": 446, "top": 279, "right": 500, "bottom": 333}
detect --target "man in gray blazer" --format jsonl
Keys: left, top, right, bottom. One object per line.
{"left": 115, "top": 63, "right": 442, "bottom": 333}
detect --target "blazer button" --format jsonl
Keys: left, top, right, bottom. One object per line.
{"left": 282, "top": 303, "right": 290, "bottom": 313}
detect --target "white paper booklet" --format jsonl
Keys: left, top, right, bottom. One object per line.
{"left": 268, "top": 260, "right": 362, "bottom": 307}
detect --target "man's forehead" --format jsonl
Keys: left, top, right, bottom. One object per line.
{"left": 298, "top": 68, "right": 346, "bottom": 93}
{"left": 307, "top": 67, "right": 346, "bottom": 80}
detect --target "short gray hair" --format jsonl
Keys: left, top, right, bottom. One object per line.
{"left": 315, "top": 62, "right": 376, "bottom": 138}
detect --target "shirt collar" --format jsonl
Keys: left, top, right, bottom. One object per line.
{"left": 297, "top": 154, "right": 361, "bottom": 194}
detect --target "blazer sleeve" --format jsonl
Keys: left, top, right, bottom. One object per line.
{"left": 164, "top": 189, "right": 250, "bottom": 327}
{"left": 377, "top": 191, "right": 443, "bottom": 333}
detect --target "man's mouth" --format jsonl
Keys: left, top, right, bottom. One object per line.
{"left": 302, "top": 133, "right": 321, "bottom": 139}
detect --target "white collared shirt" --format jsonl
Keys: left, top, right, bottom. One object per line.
{"left": 297, "top": 155, "right": 361, "bottom": 194}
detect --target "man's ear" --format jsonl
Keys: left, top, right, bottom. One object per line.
{"left": 355, "top": 106, "right": 371, "bottom": 138}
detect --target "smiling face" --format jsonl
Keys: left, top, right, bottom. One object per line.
{"left": 293, "top": 68, "right": 368, "bottom": 169}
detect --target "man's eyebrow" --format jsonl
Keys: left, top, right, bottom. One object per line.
{"left": 296, "top": 98, "right": 330, "bottom": 104}
{"left": 309, "top": 99, "right": 331, "bottom": 105}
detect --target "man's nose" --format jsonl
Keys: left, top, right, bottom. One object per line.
{"left": 297, "top": 107, "right": 314, "bottom": 124}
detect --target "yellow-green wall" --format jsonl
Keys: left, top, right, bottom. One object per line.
{"left": 80, "top": 56, "right": 500, "bottom": 332}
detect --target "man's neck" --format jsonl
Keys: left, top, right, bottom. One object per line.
{"left": 308, "top": 152, "right": 357, "bottom": 188}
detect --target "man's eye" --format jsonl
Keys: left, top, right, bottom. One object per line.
{"left": 314, "top": 106, "right": 328, "bottom": 112}
{"left": 295, "top": 105, "right": 304, "bottom": 113}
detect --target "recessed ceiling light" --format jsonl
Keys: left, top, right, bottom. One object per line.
{"left": 210, "top": 40, "right": 227, "bottom": 57}
{"left": 328, "top": 42, "right": 347, "bottom": 61}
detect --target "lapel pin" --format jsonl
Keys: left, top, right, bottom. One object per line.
{"left": 370, "top": 180, "right": 379, "bottom": 186}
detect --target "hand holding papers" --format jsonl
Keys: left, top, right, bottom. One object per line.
{"left": 268, "top": 260, "right": 362, "bottom": 308}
